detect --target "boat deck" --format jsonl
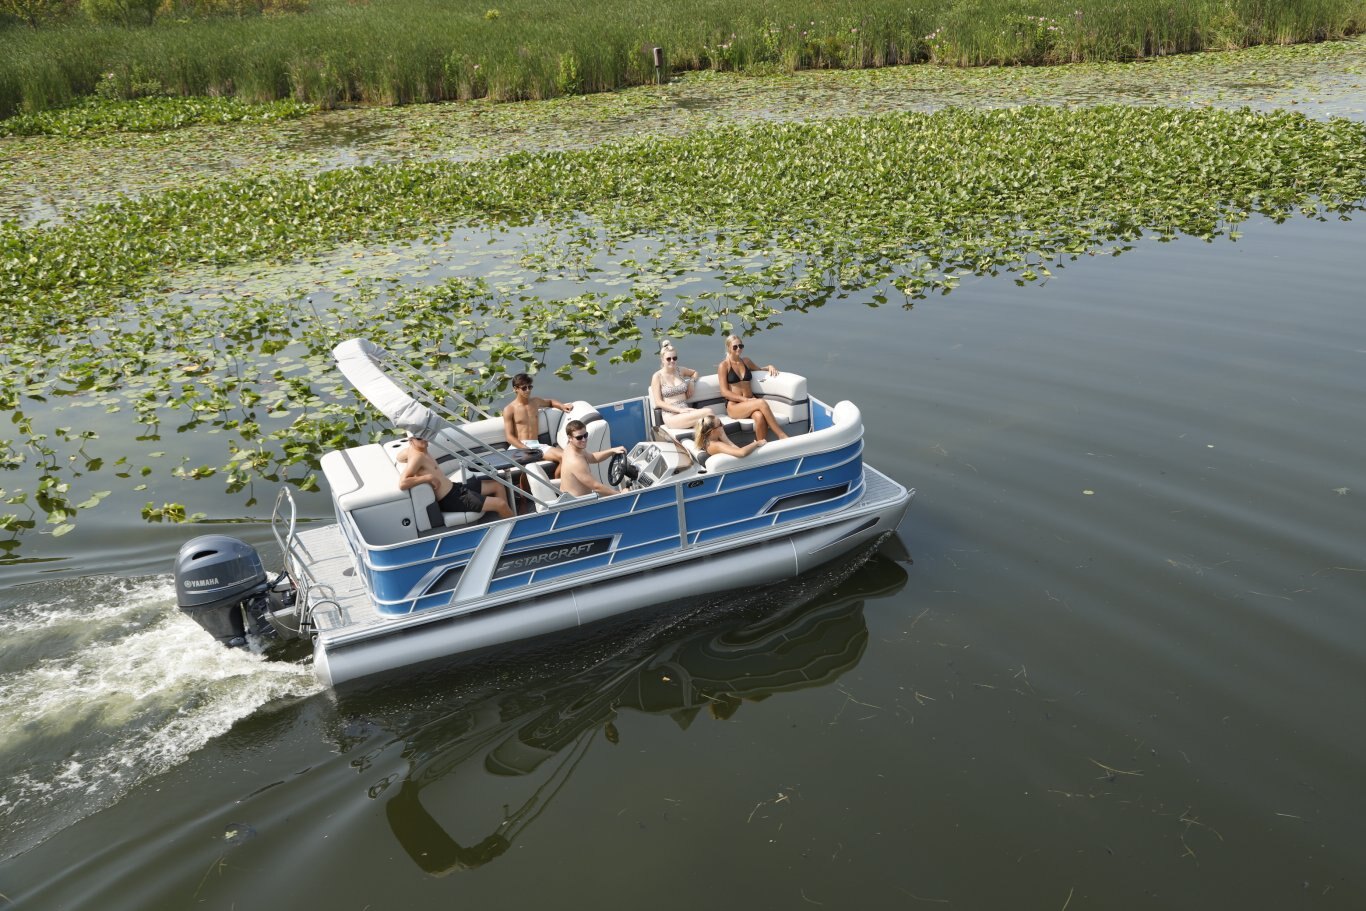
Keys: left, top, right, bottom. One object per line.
{"left": 292, "top": 464, "right": 910, "bottom": 643}
{"left": 290, "top": 524, "right": 376, "bottom": 634}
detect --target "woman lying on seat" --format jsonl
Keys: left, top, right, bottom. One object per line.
{"left": 718, "top": 334, "right": 788, "bottom": 442}
{"left": 695, "top": 414, "right": 765, "bottom": 459}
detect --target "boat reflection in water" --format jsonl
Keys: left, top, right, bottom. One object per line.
{"left": 341, "top": 550, "right": 908, "bottom": 875}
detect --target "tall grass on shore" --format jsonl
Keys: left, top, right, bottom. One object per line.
{"left": 2, "top": 0, "right": 1364, "bottom": 117}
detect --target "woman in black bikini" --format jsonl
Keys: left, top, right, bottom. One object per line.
{"left": 717, "top": 334, "right": 787, "bottom": 442}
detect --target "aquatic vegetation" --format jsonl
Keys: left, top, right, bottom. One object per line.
{"left": 1, "top": 104, "right": 1365, "bottom": 548}
{"left": 0, "top": 96, "right": 317, "bottom": 138}
{"left": 5, "top": 36, "right": 1365, "bottom": 226}
{"left": 4, "top": 106, "right": 1364, "bottom": 322}
{"left": 2, "top": 0, "right": 1364, "bottom": 117}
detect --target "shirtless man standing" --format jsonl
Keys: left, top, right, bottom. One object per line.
{"left": 503, "top": 373, "right": 573, "bottom": 474}
{"left": 397, "top": 436, "right": 512, "bottom": 520}
{"left": 559, "top": 419, "right": 626, "bottom": 498}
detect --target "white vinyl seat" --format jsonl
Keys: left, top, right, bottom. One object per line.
{"left": 678, "top": 436, "right": 710, "bottom": 468}
{"left": 411, "top": 467, "right": 484, "bottom": 532}
{"left": 652, "top": 373, "right": 810, "bottom": 441}
{"left": 522, "top": 462, "right": 564, "bottom": 512}
{"left": 381, "top": 438, "right": 484, "bottom": 532}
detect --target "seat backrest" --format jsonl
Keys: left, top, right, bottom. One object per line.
{"left": 749, "top": 372, "right": 809, "bottom": 425}
{"left": 538, "top": 405, "right": 570, "bottom": 446}
{"left": 597, "top": 421, "right": 617, "bottom": 483}
{"left": 680, "top": 437, "right": 708, "bottom": 468}
{"left": 410, "top": 481, "right": 442, "bottom": 532}
{"left": 683, "top": 372, "right": 808, "bottom": 422}
{"left": 522, "top": 462, "right": 563, "bottom": 512}
{"left": 411, "top": 467, "right": 483, "bottom": 532}
{"left": 583, "top": 419, "right": 615, "bottom": 485}
{"left": 689, "top": 374, "right": 727, "bottom": 412}
{"left": 557, "top": 401, "right": 599, "bottom": 439}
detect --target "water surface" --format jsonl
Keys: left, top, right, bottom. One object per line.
{"left": 3, "top": 208, "right": 1363, "bottom": 908}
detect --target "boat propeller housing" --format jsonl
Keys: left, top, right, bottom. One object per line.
{"left": 174, "top": 535, "right": 290, "bottom": 647}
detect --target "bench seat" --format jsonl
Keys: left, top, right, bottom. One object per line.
{"left": 656, "top": 372, "right": 810, "bottom": 441}
{"left": 379, "top": 438, "right": 484, "bottom": 533}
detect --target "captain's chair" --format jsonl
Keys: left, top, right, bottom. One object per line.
{"left": 536, "top": 405, "right": 571, "bottom": 448}
{"left": 522, "top": 462, "right": 573, "bottom": 512}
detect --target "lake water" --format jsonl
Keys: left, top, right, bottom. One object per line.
{"left": 3, "top": 77, "right": 1366, "bottom": 911}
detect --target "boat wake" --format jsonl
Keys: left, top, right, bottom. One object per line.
{"left": 0, "top": 574, "right": 320, "bottom": 862}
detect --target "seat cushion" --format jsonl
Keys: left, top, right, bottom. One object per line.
{"left": 654, "top": 371, "right": 806, "bottom": 438}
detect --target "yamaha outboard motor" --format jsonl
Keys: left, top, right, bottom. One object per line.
{"left": 175, "top": 535, "right": 282, "bottom": 647}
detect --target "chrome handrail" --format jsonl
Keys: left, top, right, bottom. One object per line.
{"left": 271, "top": 486, "right": 299, "bottom": 575}
{"left": 372, "top": 347, "right": 547, "bottom": 509}
{"left": 271, "top": 486, "right": 326, "bottom": 634}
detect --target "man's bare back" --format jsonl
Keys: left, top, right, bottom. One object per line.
{"left": 396, "top": 437, "right": 452, "bottom": 499}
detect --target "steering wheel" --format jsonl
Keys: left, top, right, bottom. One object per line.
{"left": 607, "top": 452, "right": 627, "bottom": 487}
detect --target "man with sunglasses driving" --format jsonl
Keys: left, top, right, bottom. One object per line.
{"left": 559, "top": 419, "right": 626, "bottom": 498}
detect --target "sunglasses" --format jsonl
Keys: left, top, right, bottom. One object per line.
{"left": 515, "top": 384, "right": 533, "bottom": 391}
{"left": 571, "top": 433, "right": 589, "bottom": 441}
{"left": 664, "top": 356, "right": 677, "bottom": 362}
{"left": 730, "top": 343, "right": 744, "bottom": 350}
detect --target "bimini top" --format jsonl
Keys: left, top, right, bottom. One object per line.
{"left": 332, "top": 338, "right": 450, "bottom": 441}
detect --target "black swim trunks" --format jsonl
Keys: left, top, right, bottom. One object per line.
{"left": 437, "top": 482, "right": 485, "bottom": 514}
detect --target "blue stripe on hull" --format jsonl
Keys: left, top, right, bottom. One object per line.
{"left": 359, "top": 439, "right": 865, "bottom": 615}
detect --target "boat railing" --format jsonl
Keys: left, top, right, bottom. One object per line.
{"left": 270, "top": 487, "right": 346, "bottom": 632}
{"left": 271, "top": 486, "right": 300, "bottom": 576}
{"left": 436, "top": 426, "right": 542, "bottom": 497}
{"left": 365, "top": 345, "right": 548, "bottom": 508}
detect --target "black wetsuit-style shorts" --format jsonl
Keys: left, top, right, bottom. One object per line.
{"left": 437, "top": 482, "right": 485, "bottom": 513}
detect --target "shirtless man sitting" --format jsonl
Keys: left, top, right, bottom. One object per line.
{"left": 397, "top": 436, "right": 512, "bottom": 520}
{"left": 503, "top": 373, "right": 573, "bottom": 475}
{"left": 559, "top": 419, "right": 626, "bottom": 498}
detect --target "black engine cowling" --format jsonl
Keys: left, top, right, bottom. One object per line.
{"left": 175, "top": 535, "right": 273, "bottom": 647}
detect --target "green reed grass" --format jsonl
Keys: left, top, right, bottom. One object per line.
{"left": 2, "top": 0, "right": 1364, "bottom": 117}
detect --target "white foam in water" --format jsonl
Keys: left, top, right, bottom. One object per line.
{"left": 0, "top": 575, "right": 322, "bottom": 861}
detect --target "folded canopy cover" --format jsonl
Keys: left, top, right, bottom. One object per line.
{"left": 332, "top": 338, "right": 450, "bottom": 441}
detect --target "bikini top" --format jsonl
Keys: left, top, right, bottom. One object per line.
{"left": 725, "top": 361, "right": 753, "bottom": 385}
{"left": 659, "top": 374, "right": 690, "bottom": 401}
